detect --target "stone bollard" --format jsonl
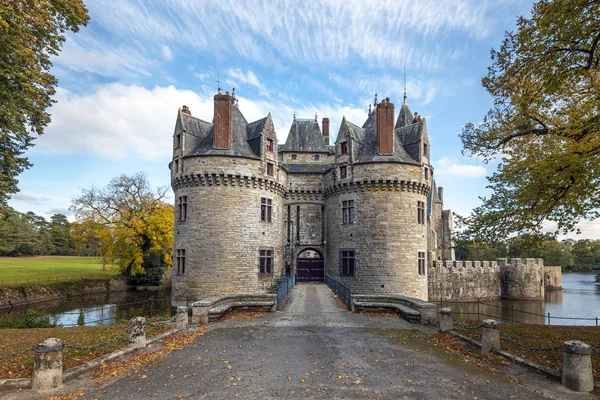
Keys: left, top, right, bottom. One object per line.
{"left": 562, "top": 340, "right": 594, "bottom": 392}
{"left": 176, "top": 306, "right": 189, "bottom": 331}
{"left": 439, "top": 308, "right": 454, "bottom": 332}
{"left": 128, "top": 317, "right": 147, "bottom": 349}
{"left": 31, "top": 338, "right": 63, "bottom": 390}
{"left": 481, "top": 319, "right": 500, "bottom": 354}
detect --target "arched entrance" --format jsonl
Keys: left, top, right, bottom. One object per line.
{"left": 296, "top": 248, "right": 324, "bottom": 282}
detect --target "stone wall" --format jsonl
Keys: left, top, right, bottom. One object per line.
{"left": 544, "top": 266, "right": 563, "bottom": 289}
{"left": 428, "top": 261, "right": 501, "bottom": 301}
{"left": 428, "top": 258, "right": 546, "bottom": 301}
{"left": 326, "top": 163, "right": 429, "bottom": 300}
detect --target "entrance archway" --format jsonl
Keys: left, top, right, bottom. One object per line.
{"left": 296, "top": 248, "right": 324, "bottom": 282}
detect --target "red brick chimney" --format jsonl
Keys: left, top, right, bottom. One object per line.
{"left": 213, "top": 90, "right": 234, "bottom": 149}
{"left": 322, "top": 117, "right": 330, "bottom": 145}
{"left": 376, "top": 97, "right": 394, "bottom": 155}
{"left": 181, "top": 105, "right": 191, "bottom": 115}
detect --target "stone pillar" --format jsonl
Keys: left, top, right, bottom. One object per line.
{"left": 128, "top": 317, "right": 147, "bottom": 349}
{"left": 562, "top": 340, "right": 594, "bottom": 392}
{"left": 481, "top": 319, "right": 500, "bottom": 354}
{"left": 192, "top": 304, "right": 209, "bottom": 324}
{"left": 32, "top": 338, "right": 63, "bottom": 390}
{"left": 439, "top": 308, "right": 454, "bottom": 332}
{"left": 176, "top": 306, "right": 189, "bottom": 330}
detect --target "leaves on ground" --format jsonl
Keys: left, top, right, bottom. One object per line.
{"left": 219, "top": 310, "right": 267, "bottom": 322}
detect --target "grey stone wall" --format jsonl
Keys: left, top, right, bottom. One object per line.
{"left": 500, "top": 258, "right": 545, "bottom": 300}
{"left": 544, "top": 266, "right": 562, "bottom": 289}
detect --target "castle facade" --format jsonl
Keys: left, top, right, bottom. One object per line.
{"left": 170, "top": 89, "right": 456, "bottom": 307}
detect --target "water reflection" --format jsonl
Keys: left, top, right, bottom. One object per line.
{"left": 0, "top": 290, "right": 173, "bottom": 327}
{"left": 437, "top": 272, "right": 600, "bottom": 326}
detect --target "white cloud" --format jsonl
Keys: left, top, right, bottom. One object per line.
{"left": 11, "top": 193, "right": 50, "bottom": 205}
{"left": 544, "top": 220, "right": 600, "bottom": 240}
{"left": 33, "top": 83, "right": 372, "bottom": 161}
{"left": 226, "top": 69, "right": 268, "bottom": 97}
{"left": 85, "top": 0, "right": 517, "bottom": 70}
{"left": 161, "top": 45, "right": 173, "bottom": 60}
{"left": 435, "top": 156, "right": 487, "bottom": 178}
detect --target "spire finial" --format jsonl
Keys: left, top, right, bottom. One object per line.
{"left": 217, "top": 68, "right": 223, "bottom": 93}
{"left": 293, "top": 111, "right": 296, "bottom": 120}
{"left": 315, "top": 112, "right": 318, "bottom": 121}
{"left": 368, "top": 104, "right": 372, "bottom": 114}
{"left": 232, "top": 87, "right": 236, "bottom": 97}
{"left": 403, "top": 64, "right": 407, "bottom": 103}
{"left": 374, "top": 93, "right": 378, "bottom": 107}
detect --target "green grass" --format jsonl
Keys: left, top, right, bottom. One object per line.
{"left": 0, "top": 256, "right": 119, "bottom": 286}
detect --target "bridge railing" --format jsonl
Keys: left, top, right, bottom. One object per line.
{"left": 325, "top": 274, "right": 352, "bottom": 310}
{"left": 273, "top": 274, "right": 296, "bottom": 310}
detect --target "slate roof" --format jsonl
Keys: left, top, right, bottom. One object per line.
{"left": 396, "top": 120, "right": 427, "bottom": 163}
{"left": 280, "top": 163, "right": 333, "bottom": 174}
{"left": 186, "top": 105, "right": 260, "bottom": 159}
{"left": 396, "top": 100, "right": 413, "bottom": 128}
{"left": 281, "top": 119, "right": 329, "bottom": 153}
{"left": 246, "top": 116, "right": 268, "bottom": 141}
{"left": 347, "top": 109, "right": 419, "bottom": 165}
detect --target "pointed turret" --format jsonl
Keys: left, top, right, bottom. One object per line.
{"left": 395, "top": 96, "right": 413, "bottom": 128}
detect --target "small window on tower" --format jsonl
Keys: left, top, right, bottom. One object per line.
{"left": 178, "top": 196, "right": 188, "bottom": 222}
{"left": 418, "top": 252, "right": 426, "bottom": 275}
{"left": 342, "top": 200, "right": 355, "bottom": 224}
{"left": 173, "top": 159, "right": 179, "bottom": 173}
{"left": 340, "top": 250, "right": 355, "bottom": 276}
{"left": 417, "top": 201, "right": 425, "bottom": 224}
{"left": 267, "top": 138, "right": 274, "bottom": 152}
{"left": 291, "top": 154, "right": 297, "bottom": 160}
{"left": 314, "top": 154, "right": 320, "bottom": 161}
{"left": 261, "top": 198, "right": 272, "bottom": 222}
{"left": 424, "top": 168, "right": 429, "bottom": 181}
{"left": 176, "top": 249, "right": 186, "bottom": 275}
{"left": 423, "top": 143, "right": 428, "bottom": 157}
{"left": 267, "top": 163, "right": 274, "bottom": 176}
{"left": 176, "top": 134, "right": 181, "bottom": 148}
{"left": 339, "top": 165, "right": 347, "bottom": 179}
{"left": 259, "top": 249, "right": 273, "bottom": 275}
{"left": 341, "top": 141, "right": 348, "bottom": 155}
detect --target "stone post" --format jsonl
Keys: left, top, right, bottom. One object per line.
{"left": 562, "top": 340, "right": 594, "bottom": 392}
{"left": 128, "top": 317, "right": 147, "bottom": 349}
{"left": 439, "top": 308, "right": 454, "bottom": 332}
{"left": 31, "top": 338, "right": 63, "bottom": 390}
{"left": 176, "top": 306, "right": 188, "bottom": 331}
{"left": 481, "top": 319, "right": 500, "bottom": 354}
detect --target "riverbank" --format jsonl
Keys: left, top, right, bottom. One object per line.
{"left": 0, "top": 278, "right": 128, "bottom": 311}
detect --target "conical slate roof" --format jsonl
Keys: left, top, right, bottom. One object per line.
{"left": 395, "top": 100, "right": 413, "bottom": 128}
{"left": 281, "top": 119, "right": 329, "bottom": 153}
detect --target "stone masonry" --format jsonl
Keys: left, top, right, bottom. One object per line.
{"left": 169, "top": 88, "right": 550, "bottom": 307}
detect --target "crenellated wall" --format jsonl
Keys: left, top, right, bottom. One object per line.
{"left": 428, "top": 258, "right": 547, "bottom": 301}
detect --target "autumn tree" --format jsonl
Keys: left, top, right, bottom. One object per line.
{"left": 0, "top": 1, "right": 89, "bottom": 208}
{"left": 71, "top": 173, "right": 174, "bottom": 279}
{"left": 460, "top": 0, "right": 600, "bottom": 241}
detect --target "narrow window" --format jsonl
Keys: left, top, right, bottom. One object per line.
{"left": 176, "top": 134, "right": 181, "bottom": 148}
{"left": 423, "top": 143, "right": 428, "bottom": 157}
{"left": 424, "top": 168, "right": 429, "bottom": 181}
{"left": 339, "top": 165, "right": 347, "bottom": 179}
{"left": 176, "top": 249, "right": 186, "bottom": 274}
{"left": 417, "top": 201, "right": 425, "bottom": 225}
{"left": 260, "top": 198, "right": 272, "bottom": 222}
{"left": 296, "top": 205, "right": 300, "bottom": 243}
{"left": 259, "top": 249, "right": 273, "bottom": 274}
{"left": 342, "top": 200, "right": 355, "bottom": 224}
{"left": 418, "top": 252, "right": 426, "bottom": 276}
{"left": 341, "top": 141, "right": 348, "bottom": 155}
{"left": 314, "top": 154, "right": 320, "bottom": 161}
{"left": 173, "top": 159, "right": 179, "bottom": 173}
{"left": 267, "top": 163, "right": 274, "bottom": 176}
{"left": 287, "top": 205, "right": 291, "bottom": 243}
{"left": 178, "top": 196, "right": 188, "bottom": 221}
{"left": 267, "top": 138, "right": 274, "bottom": 152}
{"left": 340, "top": 250, "right": 355, "bottom": 276}
{"left": 291, "top": 154, "right": 297, "bottom": 160}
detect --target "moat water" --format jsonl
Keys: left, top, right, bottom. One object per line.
{"left": 437, "top": 272, "right": 600, "bottom": 326}
{"left": 2, "top": 273, "right": 599, "bottom": 327}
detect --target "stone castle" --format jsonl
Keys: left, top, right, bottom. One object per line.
{"left": 170, "top": 89, "right": 550, "bottom": 307}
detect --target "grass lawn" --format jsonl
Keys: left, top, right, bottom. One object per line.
{"left": 454, "top": 322, "right": 600, "bottom": 378}
{"left": 0, "top": 321, "right": 172, "bottom": 379}
{"left": 0, "top": 256, "right": 119, "bottom": 286}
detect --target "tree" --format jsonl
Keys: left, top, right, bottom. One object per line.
{"left": 49, "top": 213, "right": 72, "bottom": 255}
{"left": 0, "top": 1, "right": 89, "bottom": 208}
{"left": 460, "top": 0, "right": 600, "bottom": 241}
{"left": 71, "top": 173, "right": 174, "bottom": 277}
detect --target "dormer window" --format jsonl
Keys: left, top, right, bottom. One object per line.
{"left": 176, "top": 134, "right": 181, "bottom": 148}
{"left": 340, "top": 165, "right": 347, "bottom": 179}
{"left": 314, "top": 155, "right": 320, "bottom": 161}
{"left": 341, "top": 141, "right": 348, "bottom": 155}
{"left": 267, "top": 163, "right": 274, "bottom": 176}
{"left": 423, "top": 143, "right": 428, "bottom": 157}
{"left": 291, "top": 154, "right": 297, "bottom": 160}
{"left": 267, "top": 138, "right": 274, "bottom": 152}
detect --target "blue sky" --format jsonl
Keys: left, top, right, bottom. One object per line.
{"left": 8, "top": 0, "right": 600, "bottom": 239}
